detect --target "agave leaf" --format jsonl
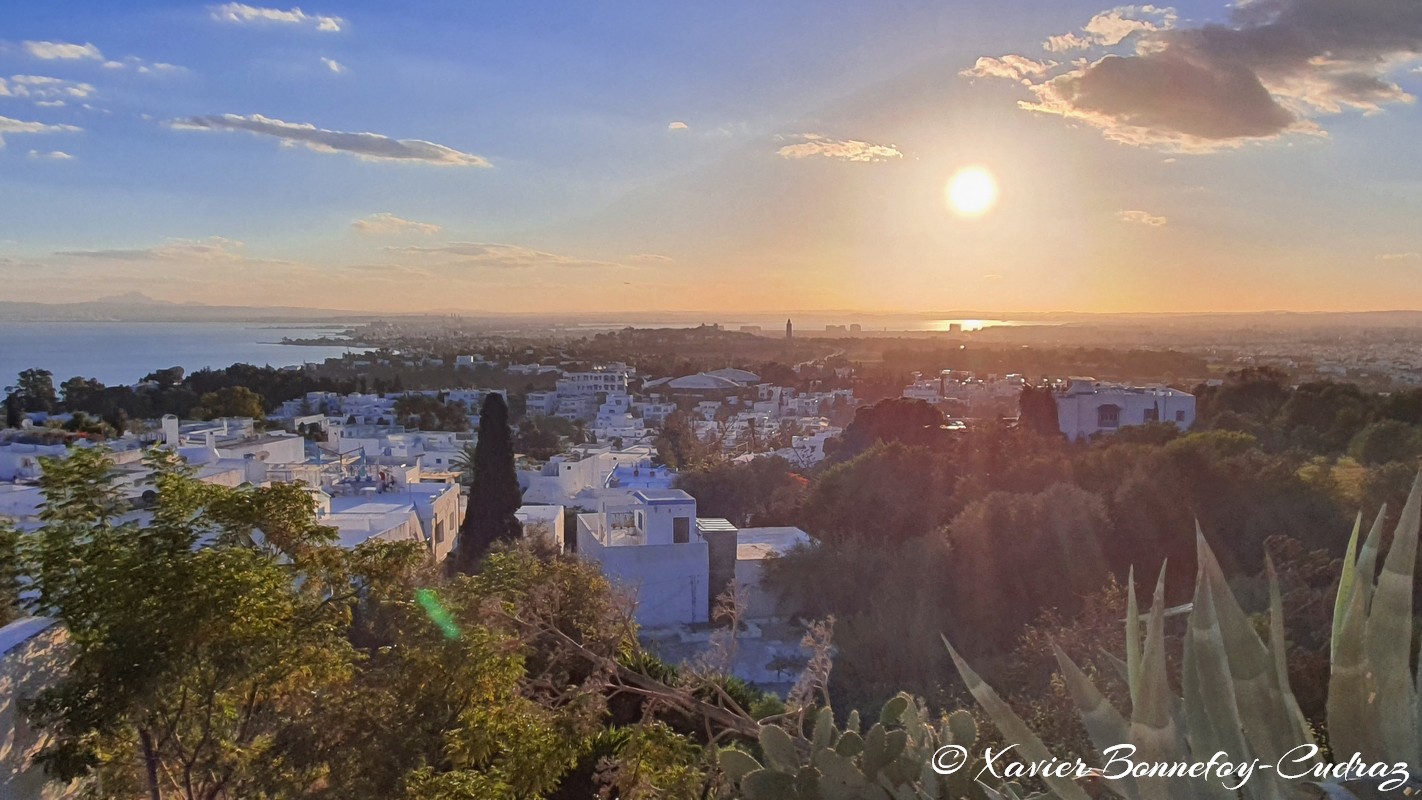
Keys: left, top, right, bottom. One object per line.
{"left": 1052, "top": 644, "right": 1138, "bottom": 800}
{"left": 1332, "top": 513, "right": 1363, "bottom": 662}
{"left": 1127, "top": 565, "right": 1142, "bottom": 712}
{"left": 1363, "top": 471, "right": 1422, "bottom": 769}
{"left": 1327, "top": 556, "right": 1385, "bottom": 762}
{"left": 1356, "top": 503, "right": 1388, "bottom": 613}
{"left": 1191, "top": 566, "right": 1298, "bottom": 800}
{"left": 1193, "top": 527, "right": 1305, "bottom": 769}
{"left": 1131, "top": 565, "right": 1191, "bottom": 800}
{"left": 944, "top": 635, "right": 1094, "bottom": 800}
{"left": 1265, "top": 554, "right": 1319, "bottom": 757}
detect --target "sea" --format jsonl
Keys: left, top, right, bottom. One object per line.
{"left": 0, "top": 322, "right": 367, "bottom": 388}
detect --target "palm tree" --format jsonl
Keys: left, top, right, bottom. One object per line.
{"left": 450, "top": 442, "right": 479, "bottom": 486}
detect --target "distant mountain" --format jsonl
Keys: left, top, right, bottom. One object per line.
{"left": 0, "top": 297, "right": 379, "bottom": 323}
{"left": 92, "top": 291, "right": 173, "bottom": 306}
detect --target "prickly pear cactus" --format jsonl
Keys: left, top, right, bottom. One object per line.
{"left": 721, "top": 694, "right": 987, "bottom": 800}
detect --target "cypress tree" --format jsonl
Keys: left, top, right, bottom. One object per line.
{"left": 454, "top": 392, "right": 523, "bottom": 573}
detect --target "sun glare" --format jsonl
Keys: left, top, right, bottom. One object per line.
{"left": 946, "top": 166, "right": 999, "bottom": 218}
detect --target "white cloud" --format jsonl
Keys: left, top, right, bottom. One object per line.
{"left": 629, "top": 253, "right": 674, "bottom": 263}
{"left": 169, "top": 114, "right": 490, "bottom": 166}
{"left": 28, "top": 149, "right": 74, "bottom": 160}
{"left": 1117, "top": 209, "right": 1168, "bottom": 226}
{"left": 102, "top": 56, "right": 186, "bottom": 75}
{"left": 320, "top": 57, "right": 346, "bottom": 74}
{"left": 667, "top": 121, "right": 689, "bottom": 131}
{"left": 55, "top": 237, "right": 247, "bottom": 262}
{"left": 352, "top": 213, "right": 442, "bottom": 236}
{"left": 212, "top": 3, "right": 344, "bottom": 32}
{"left": 775, "top": 133, "right": 903, "bottom": 162}
{"left": 1045, "top": 5, "right": 1178, "bottom": 51}
{"left": 1379, "top": 252, "right": 1421, "bottom": 262}
{"left": 3, "top": 75, "right": 96, "bottom": 101}
{"left": 0, "top": 114, "right": 81, "bottom": 147}
{"left": 960, "top": 55, "right": 1057, "bottom": 83}
{"left": 22, "top": 41, "right": 103, "bottom": 61}
{"left": 386, "top": 242, "right": 623, "bottom": 270}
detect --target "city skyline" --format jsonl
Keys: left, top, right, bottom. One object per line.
{"left": 2, "top": 0, "right": 1421, "bottom": 313}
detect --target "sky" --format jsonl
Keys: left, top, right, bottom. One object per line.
{"left": 2, "top": 0, "right": 1421, "bottom": 314}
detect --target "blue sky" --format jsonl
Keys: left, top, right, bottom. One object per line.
{"left": 3, "top": 0, "right": 1421, "bottom": 313}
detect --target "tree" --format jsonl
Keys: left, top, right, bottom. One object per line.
{"left": 1348, "top": 419, "right": 1422, "bottom": 465}
{"left": 15, "top": 368, "right": 58, "bottom": 413}
{"left": 59, "top": 376, "right": 107, "bottom": 413}
{"left": 191, "top": 386, "right": 266, "bottom": 420}
{"left": 4, "top": 390, "right": 21, "bottom": 428}
{"left": 18, "top": 448, "right": 373, "bottom": 799}
{"left": 834, "top": 397, "right": 949, "bottom": 460}
{"left": 1017, "top": 385, "right": 1060, "bottom": 438}
{"left": 653, "top": 412, "right": 716, "bottom": 470}
{"left": 0, "top": 522, "right": 19, "bottom": 627}
{"left": 451, "top": 441, "right": 479, "bottom": 485}
{"left": 455, "top": 393, "right": 524, "bottom": 572}
{"left": 675, "top": 457, "right": 806, "bottom": 527}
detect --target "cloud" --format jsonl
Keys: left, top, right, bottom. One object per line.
{"left": 667, "top": 121, "right": 689, "bottom": 131}
{"left": 101, "top": 56, "right": 186, "bottom": 75}
{"left": 629, "top": 253, "right": 675, "bottom": 263}
{"left": 1379, "top": 252, "right": 1421, "bottom": 262}
{"left": 2, "top": 75, "right": 96, "bottom": 101}
{"left": 320, "top": 57, "right": 346, "bottom": 74}
{"left": 28, "top": 149, "right": 74, "bottom": 160}
{"left": 0, "top": 114, "right": 81, "bottom": 147}
{"left": 960, "top": 55, "right": 1056, "bottom": 83}
{"left": 168, "top": 114, "right": 490, "bottom": 166}
{"left": 1117, "top": 209, "right": 1168, "bottom": 226}
{"left": 386, "top": 242, "right": 623, "bottom": 270}
{"left": 55, "top": 237, "right": 247, "bottom": 262}
{"left": 775, "top": 133, "right": 903, "bottom": 162}
{"left": 23, "top": 41, "right": 103, "bottom": 61}
{"left": 1045, "top": 5, "right": 1178, "bottom": 51}
{"left": 970, "top": 0, "right": 1422, "bottom": 151}
{"left": 352, "top": 212, "right": 442, "bottom": 236}
{"left": 212, "top": 3, "right": 344, "bottom": 32}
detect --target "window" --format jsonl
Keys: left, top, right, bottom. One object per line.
{"left": 1143, "top": 407, "right": 1159, "bottom": 422}
{"left": 1176, "top": 409, "right": 1186, "bottom": 422}
{"left": 435, "top": 520, "right": 445, "bottom": 544}
{"left": 1097, "top": 404, "right": 1120, "bottom": 428}
{"left": 673, "top": 517, "right": 690, "bottom": 544}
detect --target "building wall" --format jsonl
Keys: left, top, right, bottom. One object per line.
{"left": 1, "top": 619, "right": 80, "bottom": 800}
{"left": 580, "top": 536, "right": 710, "bottom": 627}
{"left": 1056, "top": 386, "right": 1196, "bottom": 442}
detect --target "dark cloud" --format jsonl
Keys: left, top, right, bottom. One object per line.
{"left": 975, "top": 0, "right": 1422, "bottom": 150}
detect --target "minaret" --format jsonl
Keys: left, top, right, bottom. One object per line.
{"left": 785, "top": 318, "right": 793, "bottom": 340}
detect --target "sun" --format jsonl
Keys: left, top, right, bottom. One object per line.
{"left": 946, "top": 166, "right": 999, "bottom": 218}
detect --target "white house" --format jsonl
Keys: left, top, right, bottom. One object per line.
{"left": 574, "top": 489, "right": 808, "bottom": 629}
{"left": 1055, "top": 378, "right": 1196, "bottom": 442}
{"left": 576, "top": 490, "right": 709, "bottom": 627}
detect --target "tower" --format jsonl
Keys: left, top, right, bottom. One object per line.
{"left": 785, "top": 318, "right": 793, "bottom": 340}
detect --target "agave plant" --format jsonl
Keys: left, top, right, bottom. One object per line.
{"left": 720, "top": 473, "right": 1422, "bottom": 800}
{"left": 949, "top": 471, "right": 1422, "bottom": 800}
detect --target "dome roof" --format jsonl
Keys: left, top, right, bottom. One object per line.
{"left": 704, "top": 368, "right": 760, "bottom": 385}
{"left": 667, "top": 373, "right": 742, "bottom": 391}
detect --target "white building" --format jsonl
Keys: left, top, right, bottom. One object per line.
{"left": 556, "top": 367, "right": 631, "bottom": 399}
{"left": 574, "top": 489, "right": 808, "bottom": 629}
{"left": 1055, "top": 378, "right": 1196, "bottom": 442}
{"left": 576, "top": 490, "right": 709, "bottom": 627}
